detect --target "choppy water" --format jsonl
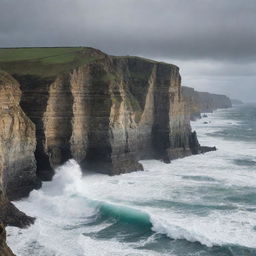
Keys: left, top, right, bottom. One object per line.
{"left": 7, "top": 104, "right": 256, "bottom": 256}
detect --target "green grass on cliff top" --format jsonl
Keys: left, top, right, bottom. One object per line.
{"left": 0, "top": 47, "right": 105, "bottom": 77}
{"left": 0, "top": 47, "right": 177, "bottom": 78}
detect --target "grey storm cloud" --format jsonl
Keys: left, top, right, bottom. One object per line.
{"left": 0, "top": 0, "right": 256, "bottom": 101}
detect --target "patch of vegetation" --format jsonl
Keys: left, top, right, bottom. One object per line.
{"left": 0, "top": 47, "right": 82, "bottom": 62}
{"left": 126, "top": 90, "right": 143, "bottom": 123}
{"left": 112, "top": 55, "right": 177, "bottom": 68}
{"left": 0, "top": 47, "right": 104, "bottom": 78}
{"left": 127, "top": 91, "right": 141, "bottom": 112}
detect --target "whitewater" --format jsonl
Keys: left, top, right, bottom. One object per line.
{"left": 7, "top": 104, "right": 256, "bottom": 256}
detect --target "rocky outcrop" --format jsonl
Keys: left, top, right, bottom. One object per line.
{"left": 0, "top": 71, "right": 40, "bottom": 199}
{"left": 0, "top": 49, "right": 201, "bottom": 177}
{"left": 182, "top": 86, "right": 232, "bottom": 120}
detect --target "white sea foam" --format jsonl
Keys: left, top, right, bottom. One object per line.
{"left": 78, "top": 235, "right": 171, "bottom": 256}
{"left": 7, "top": 106, "right": 256, "bottom": 255}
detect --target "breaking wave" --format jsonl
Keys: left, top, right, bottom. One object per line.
{"left": 6, "top": 104, "right": 256, "bottom": 256}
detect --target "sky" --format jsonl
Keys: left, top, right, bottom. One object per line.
{"left": 0, "top": 0, "right": 255, "bottom": 102}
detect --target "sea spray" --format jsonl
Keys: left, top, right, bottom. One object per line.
{"left": 7, "top": 104, "right": 256, "bottom": 256}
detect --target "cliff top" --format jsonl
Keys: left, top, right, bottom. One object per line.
{"left": 0, "top": 47, "right": 106, "bottom": 77}
{"left": 112, "top": 55, "right": 178, "bottom": 69}
{"left": 0, "top": 47, "right": 178, "bottom": 78}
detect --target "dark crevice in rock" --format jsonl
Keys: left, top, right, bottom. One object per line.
{"left": 82, "top": 63, "right": 114, "bottom": 174}
{"left": 15, "top": 74, "right": 54, "bottom": 180}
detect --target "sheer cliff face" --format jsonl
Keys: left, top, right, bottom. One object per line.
{"left": 182, "top": 86, "right": 232, "bottom": 120}
{"left": 0, "top": 71, "right": 40, "bottom": 199}
{"left": 10, "top": 53, "right": 197, "bottom": 176}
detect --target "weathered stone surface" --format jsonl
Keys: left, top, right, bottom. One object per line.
{"left": 0, "top": 71, "right": 40, "bottom": 199}
{"left": 182, "top": 86, "right": 232, "bottom": 120}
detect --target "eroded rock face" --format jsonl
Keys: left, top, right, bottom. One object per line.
{"left": 0, "top": 71, "right": 40, "bottom": 199}
{"left": 13, "top": 54, "right": 201, "bottom": 176}
{"left": 182, "top": 86, "right": 232, "bottom": 120}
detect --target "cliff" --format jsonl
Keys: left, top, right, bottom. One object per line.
{"left": 198, "top": 91, "right": 232, "bottom": 113}
{"left": 182, "top": 87, "right": 201, "bottom": 121}
{"left": 0, "top": 71, "right": 40, "bottom": 199}
{"left": 0, "top": 48, "right": 219, "bottom": 253}
{"left": 182, "top": 86, "right": 232, "bottom": 120}
{"left": 0, "top": 71, "right": 40, "bottom": 255}
{"left": 0, "top": 47, "right": 204, "bottom": 177}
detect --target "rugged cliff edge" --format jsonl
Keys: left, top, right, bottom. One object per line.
{"left": 182, "top": 86, "right": 232, "bottom": 120}
{"left": 0, "top": 47, "right": 205, "bottom": 178}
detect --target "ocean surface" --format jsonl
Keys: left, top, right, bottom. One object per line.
{"left": 7, "top": 103, "right": 256, "bottom": 256}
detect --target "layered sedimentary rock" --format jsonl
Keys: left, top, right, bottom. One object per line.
{"left": 0, "top": 48, "right": 202, "bottom": 177}
{"left": 182, "top": 86, "right": 232, "bottom": 120}
{"left": 0, "top": 71, "right": 40, "bottom": 199}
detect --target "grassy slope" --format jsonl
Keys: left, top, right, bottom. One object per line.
{"left": 0, "top": 47, "right": 177, "bottom": 79}
{"left": 0, "top": 47, "right": 105, "bottom": 77}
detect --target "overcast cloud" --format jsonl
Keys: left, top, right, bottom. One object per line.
{"left": 0, "top": 0, "right": 255, "bottom": 101}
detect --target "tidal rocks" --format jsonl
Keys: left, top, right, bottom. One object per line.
{"left": 200, "top": 146, "right": 217, "bottom": 153}
{"left": 0, "top": 199, "right": 35, "bottom": 228}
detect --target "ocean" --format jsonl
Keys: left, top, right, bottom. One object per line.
{"left": 6, "top": 103, "right": 256, "bottom": 256}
